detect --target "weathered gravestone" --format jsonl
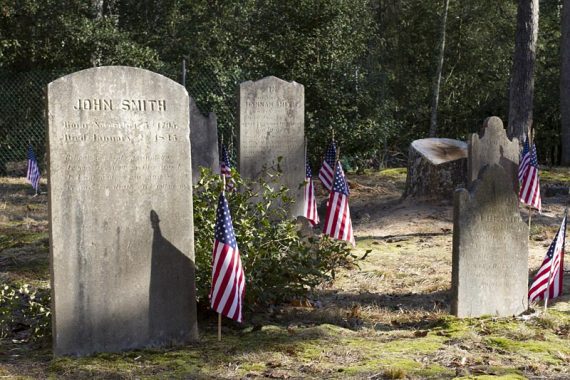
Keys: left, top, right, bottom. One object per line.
{"left": 452, "top": 164, "right": 528, "bottom": 317}
{"left": 47, "top": 66, "right": 198, "bottom": 356}
{"left": 468, "top": 116, "right": 519, "bottom": 191}
{"left": 239, "top": 76, "right": 305, "bottom": 216}
{"left": 190, "top": 97, "right": 219, "bottom": 184}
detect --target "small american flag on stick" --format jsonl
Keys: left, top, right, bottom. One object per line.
{"left": 323, "top": 161, "right": 355, "bottom": 246}
{"left": 303, "top": 159, "right": 319, "bottom": 225}
{"left": 318, "top": 141, "right": 336, "bottom": 191}
{"left": 528, "top": 213, "right": 566, "bottom": 304}
{"left": 210, "top": 193, "right": 245, "bottom": 322}
{"left": 518, "top": 137, "right": 530, "bottom": 183}
{"left": 518, "top": 142, "right": 541, "bottom": 212}
{"left": 26, "top": 145, "right": 41, "bottom": 193}
{"left": 220, "top": 145, "right": 234, "bottom": 191}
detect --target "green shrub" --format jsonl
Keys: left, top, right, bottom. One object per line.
{"left": 0, "top": 282, "right": 51, "bottom": 342}
{"left": 193, "top": 167, "right": 356, "bottom": 307}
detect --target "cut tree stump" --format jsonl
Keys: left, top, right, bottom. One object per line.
{"left": 403, "top": 138, "right": 467, "bottom": 199}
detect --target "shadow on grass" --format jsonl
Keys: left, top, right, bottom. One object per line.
{"left": 272, "top": 288, "right": 451, "bottom": 332}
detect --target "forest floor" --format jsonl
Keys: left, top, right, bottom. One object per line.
{"left": 1, "top": 169, "right": 570, "bottom": 379}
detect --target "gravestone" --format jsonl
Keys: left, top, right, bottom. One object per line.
{"left": 190, "top": 97, "right": 219, "bottom": 184}
{"left": 468, "top": 116, "right": 519, "bottom": 191}
{"left": 47, "top": 66, "right": 198, "bottom": 356}
{"left": 452, "top": 164, "right": 528, "bottom": 317}
{"left": 238, "top": 76, "right": 304, "bottom": 216}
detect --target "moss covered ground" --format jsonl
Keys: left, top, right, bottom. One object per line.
{"left": 1, "top": 168, "right": 570, "bottom": 379}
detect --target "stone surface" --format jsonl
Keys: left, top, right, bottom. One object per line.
{"left": 190, "top": 97, "right": 219, "bottom": 184}
{"left": 238, "top": 76, "right": 304, "bottom": 216}
{"left": 468, "top": 116, "right": 520, "bottom": 191}
{"left": 47, "top": 66, "right": 198, "bottom": 356}
{"left": 451, "top": 164, "right": 528, "bottom": 317}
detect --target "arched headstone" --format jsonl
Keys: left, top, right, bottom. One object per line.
{"left": 47, "top": 66, "right": 198, "bottom": 356}
{"left": 238, "top": 76, "right": 305, "bottom": 217}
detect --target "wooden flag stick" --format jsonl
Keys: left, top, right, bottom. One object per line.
{"left": 528, "top": 207, "right": 532, "bottom": 231}
{"left": 331, "top": 127, "right": 335, "bottom": 142}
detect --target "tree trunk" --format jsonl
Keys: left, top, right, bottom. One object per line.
{"left": 507, "top": 0, "right": 539, "bottom": 141}
{"left": 91, "top": 0, "right": 104, "bottom": 67}
{"left": 429, "top": 0, "right": 450, "bottom": 138}
{"left": 403, "top": 138, "right": 467, "bottom": 199}
{"left": 561, "top": 0, "right": 570, "bottom": 165}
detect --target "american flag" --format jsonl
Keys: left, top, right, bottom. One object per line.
{"left": 303, "top": 159, "right": 319, "bottom": 225}
{"left": 318, "top": 140, "right": 337, "bottom": 191}
{"left": 518, "top": 142, "right": 541, "bottom": 212}
{"left": 210, "top": 193, "right": 245, "bottom": 322}
{"left": 528, "top": 214, "right": 566, "bottom": 304}
{"left": 220, "top": 145, "right": 234, "bottom": 191}
{"left": 518, "top": 137, "right": 530, "bottom": 183}
{"left": 323, "top": 161, "right": 355, "bottom": 246}
{"left": 26, "top": 145, "right": 41, "bottom": 193}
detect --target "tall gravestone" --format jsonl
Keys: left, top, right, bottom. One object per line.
{"left": 468, "top": 116, "right": 520, "bottom": 191}
{"left": 452, "top": 117, "right": 528, "bottom": 317}
{"left": 190, "top": 97, "right": 219, "bottom": 184}
{"left": 239, "top": 76, "right": 304, "bottom": 216}
{"left": 47, "top": 66, "right": 198, "bottom": 356}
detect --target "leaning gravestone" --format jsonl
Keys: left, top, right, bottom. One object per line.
{"left": 190, "top": 97, "right": 219, "bottom": 184}
{"left": 468, "top": 116, "right": 519, "bottom": 191}
{"left": 451, "top": 163, "right": 528, "bottom": 317}
{"left": 238, "top": 76, "right": 304, "bottom": 216}
{"left": 47, "top": 66, "right": 198, "bottom": 356}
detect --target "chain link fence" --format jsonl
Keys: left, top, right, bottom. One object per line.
{"left": 0, "top": 67, "right": 242, "bottom": 175}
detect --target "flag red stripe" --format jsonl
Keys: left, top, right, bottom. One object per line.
{"left": 210, "top": 243, "right": 229, "bottom": 301}
{"left": 528, "top": 217, "right": 565, "bottom": 303}
{"left": 213, "top": 249, "right": 238, "bottom": 312}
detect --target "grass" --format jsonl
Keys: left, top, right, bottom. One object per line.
{"left": 540, "top": 167, "right": 570, "bottom": 184}
{"left": 2, "top": 173, "right": 570, "bottom": 379}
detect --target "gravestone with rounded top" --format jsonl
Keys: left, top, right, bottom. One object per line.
{"left": 47, "top": 66, "right": 198, "bottom": 356}
{"left": 452, "top": 164, "right": 528, "bottom": 317}
{"left": 468, "top": 116, "right": 520, "bottom": 191}
{"left": 238, "top": 76, "right": 304, "bottom": 216}
{"left": 190, "top": 97, "right": 219, "bottom": 184}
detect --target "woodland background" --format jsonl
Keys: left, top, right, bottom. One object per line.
{"left": 0, "top": 0, "right": 564, "bottom": 167}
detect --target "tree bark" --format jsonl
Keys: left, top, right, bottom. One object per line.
{"left": 91, "top": 0, "right": 104, "bottom": 67}
{"left": 507, "top": 0, "right": 539, "bottom": 142}
{"left": 561, "top": 0, "right": 570, "bottom": 165}
{"left": 403, "top": 138, "right": 467, "bottom": 199}
{"left": 429, "top": 0, "right": 450, "bottom": 138}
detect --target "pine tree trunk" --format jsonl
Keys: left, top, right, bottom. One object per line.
{"left": 429, "top": 0, "right": 450, "bottom": 138}
{"left": 561, "top": 0, "right": 570, "bottom": 165}
{"left": 91, "top": 0, "right": 104, "bottom": 67}
{"left": 507, "top": 0, "right": 539, "bottom": 142}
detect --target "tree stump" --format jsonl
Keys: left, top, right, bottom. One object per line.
{"left": 403, "top": 138, "right": 467, "bottom": 199}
